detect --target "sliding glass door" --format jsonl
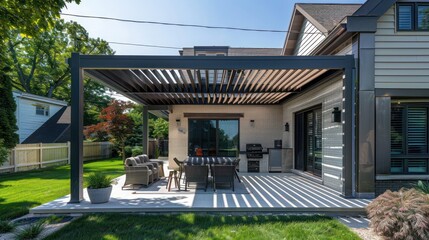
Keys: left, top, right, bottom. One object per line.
{"left": 188, "top": 119, "right": 239, "bottom": 157}
{"left": 295, "top": 106, "right": 322, "bottom": 177}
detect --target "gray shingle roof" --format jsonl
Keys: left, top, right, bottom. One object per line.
{"left": 297, "top": 4, "right": 362, "bottom": 32}
{"left": 22, "top": 106, "right": 71, "bottom": 143}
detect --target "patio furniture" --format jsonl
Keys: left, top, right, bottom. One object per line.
{"left": 212, "top": 165, "right": 236, "bottom": 191}
{"left": 184, "top": 165, "right": 209, "bottom": 191}
{"left": 122, "top": 157, "right": 153, "bottom": 189}
{"left": 166, "top": 170, "right": 180, "bottom": 191}
{"left": 137, "top": 154, "right": 165, "bottom": 177}
{"left": 136, "top": 155, "right": 159, "bottom": 181}
{"left": 173, "top": 157, "right": 185, "bottom": 183}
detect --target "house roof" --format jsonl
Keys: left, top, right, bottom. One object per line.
{"left": 22, "top": 106, "right": 71, "bottom": 143}
{"left": 297, "top": 4, "right": 362, "bottom": 33}
{"left": 283, "top": 3, "right": 362, "bottom": 55}
{"left": 13, "top": 91, "right": 68, "bottom": 106}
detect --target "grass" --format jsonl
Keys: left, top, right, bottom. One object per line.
{"left": 15, "top": 222, "right": 45, "bottom": 240}
{"left": 0, "top": 158, "right": 124, "bottom": 220}
{"left": 45, "top": 213, "right": 360, "bottom": 240}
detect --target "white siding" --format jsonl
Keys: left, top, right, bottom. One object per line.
{"left": 294, "top": 19, "right": 326, "bottom": 56}
{"left": 15, "top": 98, "right": 64, "bottom": 143}
{"left": 168, "top": 105, "right": 283, "bottom": 166}
{"left": 282, "top": 76, "right": 343, "bottom": 191}
{"left": 375, "top": 5, "right": 429, "bottom": 88}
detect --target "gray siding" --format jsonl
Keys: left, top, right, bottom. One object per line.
{"left": 294, "top": 19, "right": 326, "bottom": 56}
{"left": 282, "top": 76, "right": 343, "bottom": 191}
{"left": 375, "top": 5, "right": 429, "bottom": 88}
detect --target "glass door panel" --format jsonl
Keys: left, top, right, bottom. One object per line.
{"left": 188, "top": 119, "right": 239, "bottom": 157}
{"left": 218, "top": 120, "right": 239, "bottom": 157}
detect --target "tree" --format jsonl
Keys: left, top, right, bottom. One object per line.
{"left": 1, "top": 0, "right": 80, "bottom": 153}
{"left": 84, "top": 100, "right": 135, "bottom": 160}
{"left": 152, "top": 118, "right": 169, "bottom": 139}
{"left": 6, "top": 19, "right": 114, "bottom": 125}
{"left": 0, "top": 66, "right": 18, "bottom": 149}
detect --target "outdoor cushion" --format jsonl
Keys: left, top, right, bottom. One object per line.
{"left": 125, "top": 157, "right": 138, "bottom": 167}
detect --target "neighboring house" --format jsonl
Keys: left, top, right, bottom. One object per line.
{"left": 13, "top": 91, "right": 70, "bottom": 143}
{"left": 69, "top": 0, "right": 429, "bottom": 201}
{"left": 179, "top": 46, "right": 282, "bottom": 56}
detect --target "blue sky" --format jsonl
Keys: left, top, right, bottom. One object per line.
{"left": 61, "top": 0, "right": 364, "bottom": 55}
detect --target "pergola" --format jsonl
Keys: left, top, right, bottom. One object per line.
{"left": 69, "top": 53, "right": 356, "bottom": 202}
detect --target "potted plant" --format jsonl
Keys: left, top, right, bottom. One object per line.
{"left": 86, "top": 172, "right": 115, "bottom": 204}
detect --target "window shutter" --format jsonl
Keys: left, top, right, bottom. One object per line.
{"left": 398, "top": 4, "right": 413, "bottom": 30}
{"left": 391, "top": 106, "right": 404, "bottom": 154}
{"left": 407, "top": 107, "right": 427, "bottom": 154}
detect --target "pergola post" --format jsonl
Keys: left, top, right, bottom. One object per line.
{"left": 342, "top": 57, "right": 356, "bottom": 198}
{"left": 142, "top": 106, "right": 149, "bottom": 154}
{"left": 69, "top": 53, "right": 84, "bottom": 203}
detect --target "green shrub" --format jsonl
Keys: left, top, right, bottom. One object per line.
{"left": 414, "top": 180, "right": 429, "bottom": 194}
{"left": 86, "top": 173, "right": 114, "bottom": 189}
{"left": 367, "top": 188, "right": 429, "bottom": 240}
{"left": 0, "top": 139, "right": 9, "bottom": 166}
{"left": 131, "top": 146, "right": 143, "bottom": 157}
{"left": 124, "top": 146, "right": 133, "bottom": 158}
{"left": 15, "top": 222, "right": 45, "bottom": 240}
{"left": 0, "top": 220, "right": 15, "bottom": 233}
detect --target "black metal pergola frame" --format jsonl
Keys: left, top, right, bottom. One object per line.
{"left": 69, "top": 53, "right": 356, "bottom": 203}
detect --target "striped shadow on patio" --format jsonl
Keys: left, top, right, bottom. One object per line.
{"left": 31, "top": 173, "right": 371, "bottom": 216}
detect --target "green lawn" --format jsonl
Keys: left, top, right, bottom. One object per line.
{"left": 0, "top": 158, "right": 124, "bottom": 220}
{"left": 45, "top": 214, "right": 361, "bottom": 240}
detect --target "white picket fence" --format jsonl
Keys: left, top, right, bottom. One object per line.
{"left": 0, "top": 142, "right": 112, "bottom": 173}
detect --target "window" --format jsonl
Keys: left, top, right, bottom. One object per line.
{"left": 188, "top": 119, "right": 239, "bottom": 157}
{"left": 391, "top": 102, "right": 429, "bottom": 174}
{"left": 35, "top": 105, "right": 49, "bottom": 116}
{"left": 397, "top": 3, "right": 429, "bottom": 31}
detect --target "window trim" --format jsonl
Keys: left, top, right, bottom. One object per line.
{"left": 396, "top": 2, "right": 429, "bottom": 31}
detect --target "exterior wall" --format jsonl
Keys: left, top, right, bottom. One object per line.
{"left": 282, "top": 75, "right": 343, "bottom": 191}
{"left": 375, "top": 4, "right": 429, "bottom": 88}
{"left": 14, "top": 94, "right": 65, "bottom": 143}
{"left": 168, "top": 105, "right": 283, "bottom": 166}
{"left": 294, "top": 19, "right": 326, "bottom": 56}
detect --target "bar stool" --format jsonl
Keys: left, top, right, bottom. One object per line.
{"left": 166, "top": 170, "right": 180, "bottom": 191}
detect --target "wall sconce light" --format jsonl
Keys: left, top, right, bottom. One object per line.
{"left": 250, "top": 119, "right": 255, "bottom": 127}
{"left": 176, "top": 119, "right": 181, "bottom": 127}
{"left": 331, "top": 107, "right": 341, "bottom": 123}
{"left": 284, "top": 122, "right": 289, "bottom": 132}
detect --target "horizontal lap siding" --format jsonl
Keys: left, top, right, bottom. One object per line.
{"left": 294, "top": 19, "right": 326, "bottom": 56}
{"left": 282, "top": 76, "right": 343, "bottom": 192}
{"left": 375, "top": 6, "right": 429, "bottom": 89}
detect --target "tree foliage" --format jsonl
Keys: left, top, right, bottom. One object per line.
{"left": 5, "top": 19, "right": 114, "bottom": 125}
{"left": 1, "top": 0, "right": 81, "bottom": 151}
{"left": 84, "top": 100, "right": 135, "bottom": 160}
{"left": 0, "top": 66, "right": 18, "bottom": 149}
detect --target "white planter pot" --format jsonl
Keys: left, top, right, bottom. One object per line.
{"left": 87, "top": 186, "right": 112, "bottom": 204}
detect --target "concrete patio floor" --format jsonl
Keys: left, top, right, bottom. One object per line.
{"left": 31, "top": 173, "right": 372, "bottom": 216}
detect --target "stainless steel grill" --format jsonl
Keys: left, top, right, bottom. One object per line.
{"left": 246, "top": 144, "right": 263, "bottom": 159}
{"left": 246, "top": 143, "right": 263, "bottom": 172}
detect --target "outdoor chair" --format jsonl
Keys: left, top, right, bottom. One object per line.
{"left": 136, "top": 155, "right": 159, "bottom": 181}
{"left": 139, "top": 154, "right": 165, "bottom": 177}
{"left": 122, "top": 157, "right": 153, "bottom": 189}
{"left": 173, "top": 157, "right": 185, "bottom": 183}
{"left": 184, "top": 165, "right": 209, "bottom": 191}
{"left": 212, "top": 165, "right": 235, "bottom": 191}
